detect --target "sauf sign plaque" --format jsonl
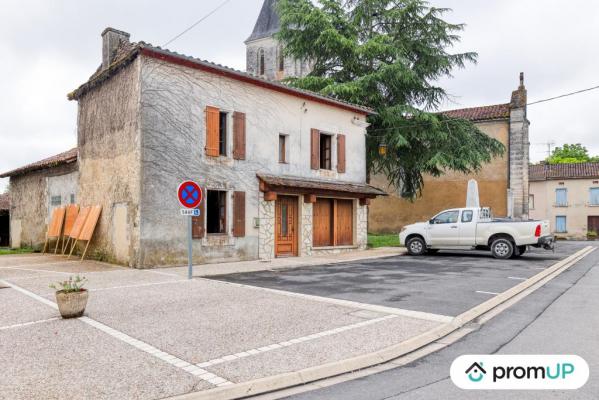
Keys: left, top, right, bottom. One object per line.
{"left": 177, "top": 181, "right": 203, "bottom": 279}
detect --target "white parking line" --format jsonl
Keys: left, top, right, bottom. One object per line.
{"left": 507, "top": 276, "right": 528, "bottom": 281}
{"left": 196, "top": 315, "right": 398, "bottom": 369}
{"left": 89, "top": 280, "right": 190, "bottom": 292}
{"left": 0, "top": 266, "right": 74, "bottom": 275}
{"left": 475, "top": 291, "right": 500, "bottom": 296}
{"left": 0, "top": 317, "right": 61, "bottom": 331}
{"left": 0, "top": 279, "right": 232, "bottom": 388}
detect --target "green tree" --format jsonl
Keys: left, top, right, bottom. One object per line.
{"left": 276, "top": 0, "right": 504, "bottom": 198}
{"left": 546, "top": 143, "right": 599, "bottom": 164}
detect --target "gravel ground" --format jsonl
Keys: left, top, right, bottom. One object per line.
{"left": 0, "top": 319, "right": 210, "bottom": 400}
{"left": 0, "top": 289, "right": 57, "bottom": 327}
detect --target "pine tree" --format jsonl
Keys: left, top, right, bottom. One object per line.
{"left": 276, "top": 0, "right": 505, "bottom": 198}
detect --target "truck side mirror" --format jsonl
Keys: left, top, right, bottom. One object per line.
{"left": 429, "top": 219, "right": 435, "bottom": 225}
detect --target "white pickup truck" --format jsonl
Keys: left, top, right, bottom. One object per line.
{"left": 399, "top": 207, "right": 555, "bottom": 259}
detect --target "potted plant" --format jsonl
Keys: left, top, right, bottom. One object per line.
{"left": 50, "top": 275, "right": 89, "bottom": 319}
{"left": 587, "top": 230, "right": 598, "bottom": 241}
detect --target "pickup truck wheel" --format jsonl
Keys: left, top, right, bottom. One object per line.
{"left": 491, "top": 238, "right": 514, "bottom": 259}
{"left": 406, "top": 237, "right": 426, "bottom": 256}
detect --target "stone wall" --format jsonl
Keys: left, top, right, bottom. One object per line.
{"left": 300, "top": 201, "right": 313, "bottom": 256}
{"left": 258, "top": 192, "right": 275, "bottom": 260}
{"left": 246, "top": 37, "right": 313, "bottom": 81}
{"left": 8, "top": 162, "right": 78, "bottom": 249}
{"left": 509, "top": 108, "right": 530, "bottom": 220}
{"left": 76, "top": 58, "right": 142, "bottom": 266}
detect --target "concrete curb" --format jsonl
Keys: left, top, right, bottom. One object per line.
{"left": 170, "top": 246, "right": 595, "bottom": 400}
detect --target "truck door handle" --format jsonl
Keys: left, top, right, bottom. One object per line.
{"left": 450, "top": 226, "right": 458, "bottom": 229}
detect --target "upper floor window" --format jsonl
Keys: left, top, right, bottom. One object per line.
{"left": 218, "top": 112, "right": 227, "bottom": 156}
{"left": 70, "top": 194, "right": 76, "bottom": 204}
{"left": 555, "top": 188, "right": 568, "bottom": 207}
{"left": 319, "top": 134, "right": 332, "bottom": 170}
{"left": 279, "top": 134, "right": 287, "bottom": 163}
{"left": 590, "top": 188, "right": 599, "bottom": 206}
{"left": 50, "top": 195, "right": 61, "bottom": 207}
{"left": 278, "top": 46, "right": 285, "bottom": 72}
{"left": 258, "top": 48, "right": 265, "bottom": 76}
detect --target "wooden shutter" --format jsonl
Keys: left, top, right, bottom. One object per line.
{"left": 205, "top": 106, "right": 220, "bottom": 157}
{"left": 337, "top": 134, "right": 346, "bottom": 173}
{"left": 233, "top": 112, "right": 246, "bottom": 160}
{"left": 192, "top": 188, "right": 206, "bottom": 239}
{"left": 310, "top": 128, "right": 320, "bottom": 170}
{"left": 233, "top": 191, "right": 246, "bottom": 237}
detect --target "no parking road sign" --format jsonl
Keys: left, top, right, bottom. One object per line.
{"left": 178, "top": 181, "right": 203, "bottom": 209}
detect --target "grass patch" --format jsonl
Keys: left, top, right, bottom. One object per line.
{"left": 0, "top": 247, "right": 35, "bottom": 256}
{"left": 368, "top": 233, "right": 401, "bottom": 248}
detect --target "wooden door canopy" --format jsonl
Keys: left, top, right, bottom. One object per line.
{"left": 257, "top": 174, "right": 386, "bottom": 199}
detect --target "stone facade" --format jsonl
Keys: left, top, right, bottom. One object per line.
{"left": 300, "top": 201, "right": 313, "bottom": 256}
{"left": 508, "top": 74, "right": 530, "bottom": 219}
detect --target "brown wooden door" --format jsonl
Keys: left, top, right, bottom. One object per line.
{"left": 336, "top": 199, "right": 353, "bottom": 245}
{"left": 313, "top": 198, "right": 333, "bottom": 247}
{"left": 588, "top": 216, "right": 599, "bottom": 233}
{"left": 275, "top": 196, "right": 298, "bottom": 257}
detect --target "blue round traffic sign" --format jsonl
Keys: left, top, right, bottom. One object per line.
{"left": 178, "top": 181, "right": 203, "bottom": 209}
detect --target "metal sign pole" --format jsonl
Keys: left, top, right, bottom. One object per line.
{"left": 187, "top": 214, "right": 193, "bottom": 280}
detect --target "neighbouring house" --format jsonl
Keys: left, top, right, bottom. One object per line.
{"left": 0, "top": 149, "right": 78, "bottom": 249}
{"left": 529, "top": 162, "right": 599, "bottom": 239}
{"left": 0, "top": 192, "right": 9, "bottom": 247}
{"left": 369, "top": 75, "right": 530, "bottom": 233}
{"left": 1, "top": 26, "right": 384, "bottom": 267}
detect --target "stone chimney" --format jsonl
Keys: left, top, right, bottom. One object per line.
{"left": 102, "top": 28, "right": 130, "bottom": 70}
{"left": 508, "top": 72, "right": 530, "bottom": 219}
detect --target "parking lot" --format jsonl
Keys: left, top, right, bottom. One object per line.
{"left": 211, "top": 241, "right": 588, "bottom": 317}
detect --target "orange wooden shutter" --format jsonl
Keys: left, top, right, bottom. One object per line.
{"left": 192, "top": 188, "right": 206, "bottom": 239}
{"left": 233, "top": 112, "right": 246, "bottom": 160}
{"left": 233, "top": 191, "right": 246, "bottom": 237}
{"left": 337, "top": 134, "right": 346, "bottom": 173}
{"left": 205, "top": 106, "right": 220, "bottom": 157}
{"left": 310, "top": 128, "right": 320, "bottom": 170}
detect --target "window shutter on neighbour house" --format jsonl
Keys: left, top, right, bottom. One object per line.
{"left": 233, "top": 112, "right": 246, "bottom": 160}
{"left": 233, "top": 191, "right": 246, "bottom": 237}
{"left": 205, "top": 106, "right": 220, "bottom": 157}
{"left": 192, "top": 190, "right": 206, "bottom": 239}
{"left": 310, "top": 128, "right": 320, "bottom": 170}
{"left": 337, "top": 134, "right": 346, "bottom": 173}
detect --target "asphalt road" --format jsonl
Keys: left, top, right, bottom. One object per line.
{"left": 283, "top": 244, "right": 599, "bottom": 400}
{"left": 212, "top": 242, "right": 587, "bottom": 316}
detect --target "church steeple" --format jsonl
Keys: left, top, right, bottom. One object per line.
{"left": 246, "top": 0, "right": 280, "bottom": 43}
{"left": 245, "top": 0, "right": 312, "bottom": 81}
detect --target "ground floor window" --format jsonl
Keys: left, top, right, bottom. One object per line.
{"left": 50, "top": 195, "right": 61, "bottom": 207}
{"left": 313, "top": 198, "right": 353, "bottom": 247}
{"left": 207, "top": 190, "right": 227, "bottom": 234}
{"left": 555, "top": 216, "right": 567, "bottom": 233}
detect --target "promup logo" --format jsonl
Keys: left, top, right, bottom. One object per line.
{"left": 451, "top": 355, "right": 589, "bottom": 390}
{"left": 465, "top": 362, "right": 486, "bottom": 382}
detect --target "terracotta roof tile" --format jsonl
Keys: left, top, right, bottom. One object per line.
{"left": 441, "top": 103, "right": 511, "bottom": 121}
{"left": 0, "top": 193, "right": 9, "bottom": 211}
{"left": 257, "top": 174, "right": 387, "bottom": 197}
{"left": 529, "top": 162, "right": 599, "bottom": 181}
{"left": 0, "top": 148, "right": 78, "bottom": 178}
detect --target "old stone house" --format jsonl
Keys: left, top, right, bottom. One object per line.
{"left": 369, "top": 76, "right": 531, "bottom": 233}
{"left": 0, "top": 148, "right": 78, "bottom": 249}
{"left": 529, "top": 162, "right": 599, "bottom": 239}
{"left": 1, "top": 26, "right": 384, "bottom": 267}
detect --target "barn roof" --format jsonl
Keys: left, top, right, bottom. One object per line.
{"left": 441, "top": 103, "right": 511, "bottom": 122}
{"left": 0, "top": 148, "right": 78, "bottom": 178}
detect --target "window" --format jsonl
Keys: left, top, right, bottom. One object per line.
{"left": 206, "top": 190, "right": 227, "bottom": 234}
{"left": 218, "top": 112, "right": 227, "bottom": 156}
{"left": 50, "top": 196, "right": 61, "bottom": 206}
{"left": 555, "top": 216, "right": 567, "bottom": 233}
{"left": 461, "top": 210, "right": 473, "bottom": 223}
{"left": 70, "top": 194, "right": 76, "bottom": 204}
{"left": 432, "top": 210, "right": 459, "bottom": 224}
{"left": 258, "top": 48, "right": 265, "bottom": 76}
{"left": 590, "top": 188, "right": 599, "bottom": 206}
{"left": 529, "top": 194, "right": 535, "bottom": 210}
{"left": 555, "top": 188, "right": 568, "bottom": 207}
{"left": 278, "top": 46, "right": 285, "bottom": 72}
{"left": 279, "top": 135, "right": 287, "bottom": 163}
{"left": 319, "top": 134, "right": 332, "bottom": 170}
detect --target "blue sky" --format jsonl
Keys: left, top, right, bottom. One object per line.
{"left": 1, "top": 0, "right": 598, "bottom": 192}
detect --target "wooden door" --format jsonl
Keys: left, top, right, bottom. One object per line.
{"left": 313, "top": 198, "right": 333, "bottom": 247}
{"left": 275, "top": 196, "right": 298, "bottom": 257}
{"left": 588, "top": 216, "right": 599, "bottom": 233}
{"left": 335, "top": 199, "right": 353, "bottom": 245}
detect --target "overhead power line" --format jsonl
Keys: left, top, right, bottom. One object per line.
{"left": 163, "top": 0, "right": 233, "bottom": 47}
{"left": 527, "top": 84, "right": 599, "bottom": 106}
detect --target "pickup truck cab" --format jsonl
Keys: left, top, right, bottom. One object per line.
{"left": 399, "top": 207, "right": 555, "bottom": 259}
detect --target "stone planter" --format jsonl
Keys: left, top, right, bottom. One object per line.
{"left": 55, "top": 290, "right": 89, "bottom": 319}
